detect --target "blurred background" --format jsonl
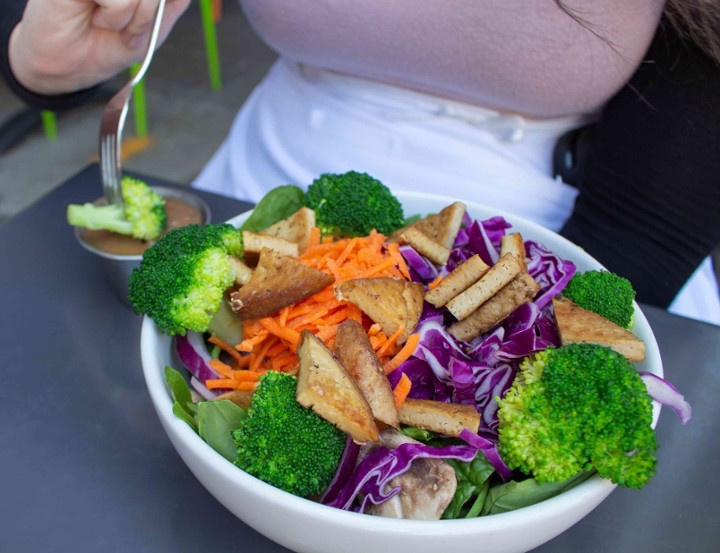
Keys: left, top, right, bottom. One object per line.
{"left": 0, "top": 3, "right": 717, "bottom": 287}
{"left": 0, "top": 2, "right": 276, "bottom": 225}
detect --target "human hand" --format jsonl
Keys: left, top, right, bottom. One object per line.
{"left": 8, "top": 0, "right": 191, "bottom": 95}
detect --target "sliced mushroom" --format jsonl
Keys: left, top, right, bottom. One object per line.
{"left": 364, "top": 428, "right": 457, "bottom": 520}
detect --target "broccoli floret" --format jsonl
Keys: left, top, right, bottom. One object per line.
{"left": 497, "top": 343, "right": 657, "bottom": 489}
{"left": 232, "top": 371, "right": 346, "bottom": 497}
{"left": 562, "top": 270, "right": 636, "bottom": 328}
{"left": 67, "top": 176, "right": 167, "bottom": 240}
{"left": 304, "top": 171, "right": 404, "bottom": 237}
{"left": 128, "top": 224, "right": 243, "bottom": 335}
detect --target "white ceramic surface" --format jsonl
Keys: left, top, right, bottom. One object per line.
{"left": 141, "top": 190, "right": 663, "bottom": 553}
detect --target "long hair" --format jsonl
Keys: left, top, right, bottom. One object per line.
{"left": 664, "top": 0, "right": 720, "bottom": 64}
{"left": 555, "top": 0, "right": 720, "bottom": 65}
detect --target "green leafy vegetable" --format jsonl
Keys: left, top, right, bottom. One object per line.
{"left": 443, "top": 454, "right": 495, "bottom": 519}
{"left": 164, "top": 366, "right": 247, "bottom": 460}
{"left": 241, "top": 185, "right": 306, "bottom": 232}
{"left": 166, "top": 366, "right": 198, "bottom": 430}
{"left": 481, "top": 472, "right": 594, "bottom": 515}
{"left": 198, "top": 400, "right": 247, "bottom": 461}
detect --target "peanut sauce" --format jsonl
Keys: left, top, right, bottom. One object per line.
{"left": 80, "top": 197, "right": 204, "bottom": 256}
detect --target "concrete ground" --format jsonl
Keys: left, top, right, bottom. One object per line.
{"left": 0, "top": 2, "right": 276, "bottom": 224}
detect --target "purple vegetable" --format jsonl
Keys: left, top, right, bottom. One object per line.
{"left": 190, "top": 376, "right": 216, "bottom": 400}
{"left": 323, "top": 441, "right": 482, "bottom": 512}
{"left": 399, "top": 245, "right": 439, "bottom": 281}
{"left": 320, "top": 437, "right": 362, "bottom": 505}
{"left": 459, "top": 428, "right": 513, "bottom": 482}
{"left": 640, "top": 372, "right": 692, "bottom": 424}
{"left": 525, "top": 240, "right": 576, "bottom": 309}
{"left": 175, "top": 332, "right": 222, "bottom": 390}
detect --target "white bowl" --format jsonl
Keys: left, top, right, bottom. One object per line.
{"left": 141, "top": 191, "right": 663, "bottom": 553}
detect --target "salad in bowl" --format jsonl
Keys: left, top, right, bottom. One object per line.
{"left": 139, "top": 172, "right": 690, "bottom": 553}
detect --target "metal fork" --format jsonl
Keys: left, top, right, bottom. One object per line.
{"left": 100, "top": 0, "right": 167, "bottom": 207}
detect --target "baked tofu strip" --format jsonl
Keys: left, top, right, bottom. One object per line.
{"left": 398, "top": 398, "right": 481, "bottom": 438}
{"left": 399, "top": 226, "right": 452, "bottom": 266}
{"left": 334, "top": 320, "right": 400, "bottom": 428}
{"left": 552, "top": 296, "right": 646, "bottom": 362}
{"left": 500, "top": 233, "right": 527, "bottom": 272}
{"left": 449, "top": 272, "right": 540, "bottom": 341}
{"left": 425, "top": 254, "right": 490, "bottom": 308}
{"left": 446, "top": 253, "right": 523, "bottom": 321}
{"left": 296, "top": 330, "right": 379, "bottom": 443}
{"left": 242, "top": 230, "right": 300, "bottom": 258}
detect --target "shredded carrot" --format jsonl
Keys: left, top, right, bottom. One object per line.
{"left": 209, "top": 358, "right": 236, "bottom": 379}
{"left": 392, "top": 373, "right": 412, "bottom": 410}
{"left": 386, "top": 242, "right": 411, "bottom": 280}
{"left": 384, "top": 333, "right": 421, "bottom": 375}
{"left": 236, "top": 331, "right": 269, "bottom": 352}
{"left": 358, "top": 257, "right": 397, "bottom": 278}
{"left": 376, "top": 324, "right": 405, "bottom": 358}
{"left": 206, "top": 379, "right": 257, "bottom": 391}
{"left": 222, "top": 229, "right": 415, "bottom": 379}
{"left": 258, "top": 317, "right": 301, "bottom": 348}
{"left": 208, "top": 335, "right": 245, "bottom": 362}
{"left": 369, "top": 333, "right": 387, "bottom": 351}
{"left": 368, "top": 323, "right": 383, "bottom": 336}
{"left": 207, "top": 358, "right": 261, "bottom": 388}
{"left": 427, "top": 275, "right": 444, "bottom": 290}
{"left": 306, "top": 226, "right": 321, "bottom": 249}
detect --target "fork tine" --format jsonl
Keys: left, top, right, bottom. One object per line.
{"left": 99, "top": 0, "right": 167, "bottom": 207}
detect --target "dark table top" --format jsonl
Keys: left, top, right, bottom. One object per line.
{"left": 1, "top": 164, "right": 718, "bottom": 553}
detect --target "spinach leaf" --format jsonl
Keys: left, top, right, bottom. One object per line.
{"left": 399, "top": 427, "right": 438, "bottom": 442}
{"left": 481, "top": 471, "right": 594, "bottom": 515}
{"left": 198, "top": 400, "right": 248, "bottom": 461}
{"left": 165, "top": 366, "right": 198, "bottom": 431}
{"left": 240, "top": 185, "right": 305, "bottom": 232}
{"left": 164, "top": 366, "right": 247, "bottom": 461}
{"left": 443, "top": 454, "right": 495, "bottom": 519}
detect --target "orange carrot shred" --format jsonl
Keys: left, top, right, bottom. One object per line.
{"left": 427, "top": 275, "right": 444, "bottom": 290}
{"left": 387, "top": 242, "right": 411, "bottom": 280}
{"left": 209, "top": 359, "right": 235, "bottom": 378}
{"left": 376, "top": 324, "right": 405, "bottom": 358}
{"left": 232, "top": 370, "right": 260, "bottom": 382}
{"left": 235, "top": 230, "right": 417, "bottom": 374}
{"left": 237, "top": 331, "right": 269, "bottom": 352}
{"left": 368, "top": 323, "right": 382, "bottom": 336}
{"left": 206, "top": 379, "right": 257, "bottom": 391}
{"left": 258, "top": 318, "right": 301, "bottom": 348}
{"left": 384, "top": 333, "right": 420, "bottom": 374}
{"left": 392, "top": 373, "right": 412, "bottom": 410}
{"left": 208, "top": 335, "right": 244, "bottom": 362}
{"left": 358, "top": 257, "right": 396, "bottom": 279}
{"left": 306, "top": 226, "right": 321, "bottom": 249}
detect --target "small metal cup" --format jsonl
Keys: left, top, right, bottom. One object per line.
{"left": 74, "top": 186, "right": 211, "bottom": 306}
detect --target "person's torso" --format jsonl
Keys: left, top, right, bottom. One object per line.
{"left": 240, "top": 0, "right": 664, "bottom": 118}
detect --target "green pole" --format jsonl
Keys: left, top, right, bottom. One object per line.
{"left": 40, "top": 111, "right": 58, "bottom": 141}
{"left": 199, "top": 0, "right": 222, "bottom": 90}
{"left": 130, "top": 63, "right": 148, "bottom": 137}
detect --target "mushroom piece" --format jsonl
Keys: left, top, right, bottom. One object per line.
{"left": 363, "top": 428, "right": 457, "bottom": 520}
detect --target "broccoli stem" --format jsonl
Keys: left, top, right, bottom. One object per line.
{"left": 67, "top": 203, "right": 134, "bottom": 236}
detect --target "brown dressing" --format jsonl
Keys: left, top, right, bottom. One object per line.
{"left": 81, "top": 197, "right": 204, "bottom": 256}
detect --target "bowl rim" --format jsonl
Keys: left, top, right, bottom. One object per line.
{"left": 141, "top": 188, "right": 663, "bottom": 531}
